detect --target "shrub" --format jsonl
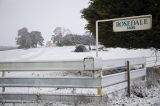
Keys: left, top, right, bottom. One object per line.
{"left": 131, "top": 81, "right": 148, "bottom": 98}
{"left": 74, "top": 45, "right": 88, "bottom": 52}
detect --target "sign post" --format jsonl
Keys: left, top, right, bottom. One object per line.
{"left": 95, "top": 15, "right": 152, "bottom": 57}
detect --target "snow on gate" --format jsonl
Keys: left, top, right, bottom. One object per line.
{"left": 0, "top": 57, "right": 146, "bottom": 103}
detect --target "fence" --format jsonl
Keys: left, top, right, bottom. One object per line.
{"left": 0, "top": 57, "right": 146, "bottom": 104}
{"left": 146, "top": 55, "right": 160, "bottom": 68}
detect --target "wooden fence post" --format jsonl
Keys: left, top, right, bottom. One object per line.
{"left": 2, "top": 71, "right": 5, "bottom": 92}
{"left": 126, "top": 61, "right": 131, "bottom": 97}
{"left": 1, "top": 71, "right": 5, "bottom": 106}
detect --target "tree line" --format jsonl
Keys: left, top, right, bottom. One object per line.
{"left": 50, "top": 27, "right": 95, "bottom": 46}
{"left": 50, "top": 33, "right": 96, "bottom": 47}
{"left": 16, "top": 27, "right": 95, "bottom": 49}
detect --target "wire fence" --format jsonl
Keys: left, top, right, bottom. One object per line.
{"left": 146, "top": 55, "right": 160, "bottom": 68}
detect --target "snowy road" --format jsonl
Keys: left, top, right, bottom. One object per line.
{"left": 0, "top": 46, "right": 155, "bottom": 61}
{"left": 0, "top": 46, "right": 159, "bottom": 67}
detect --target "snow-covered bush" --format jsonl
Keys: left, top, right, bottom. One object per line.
{"left": 146, "top": 68, "right": 160, "bottom": 88}
{"left": 131, "top": 81, "right": 148, "bottom": 98}
{"left": 74, "top": 45, "right": 88, "bottom": 52}
{"left": 131, "top": 68, "right": 160, "bottom": 98}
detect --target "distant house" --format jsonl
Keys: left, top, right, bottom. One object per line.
{"left": 46, "top": 40, "right": 56, "bottom": 47}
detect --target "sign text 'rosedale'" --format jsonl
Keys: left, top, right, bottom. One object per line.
{"left": 113, "top": 16, "right": 152, "bottom": 32}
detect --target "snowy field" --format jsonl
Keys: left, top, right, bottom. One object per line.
{"left": 0, "top": 46, "right": 154, "bottom": 61}
{"left": 0, "top": 46, "right": 159, "bottom": 64}
{"left": 0, "top": 46, "right": 160, "bottom": 106}
{"left": 0, "top": 46, "right": 159, "bottom": 68}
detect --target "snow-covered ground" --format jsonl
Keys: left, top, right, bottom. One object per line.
{"left": 0, "top": 46, "right": 160, "bottom": 106}
{"left": 0, "top": 46, "right": 159, "bottom": 68}
{"left": 0, "top": 46, "right": 154, "bottom": 61}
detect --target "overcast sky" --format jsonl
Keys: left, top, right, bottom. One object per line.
{"left": 0, "top": 0, "right": 90, "bottom": 46}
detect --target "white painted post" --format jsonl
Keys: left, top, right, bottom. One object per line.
{"left": 96, "top": 21, "right": 99, "bottom": 57}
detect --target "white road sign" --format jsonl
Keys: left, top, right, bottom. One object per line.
{"left": 113, "top": 16, "right": 152, "bottom": 32}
